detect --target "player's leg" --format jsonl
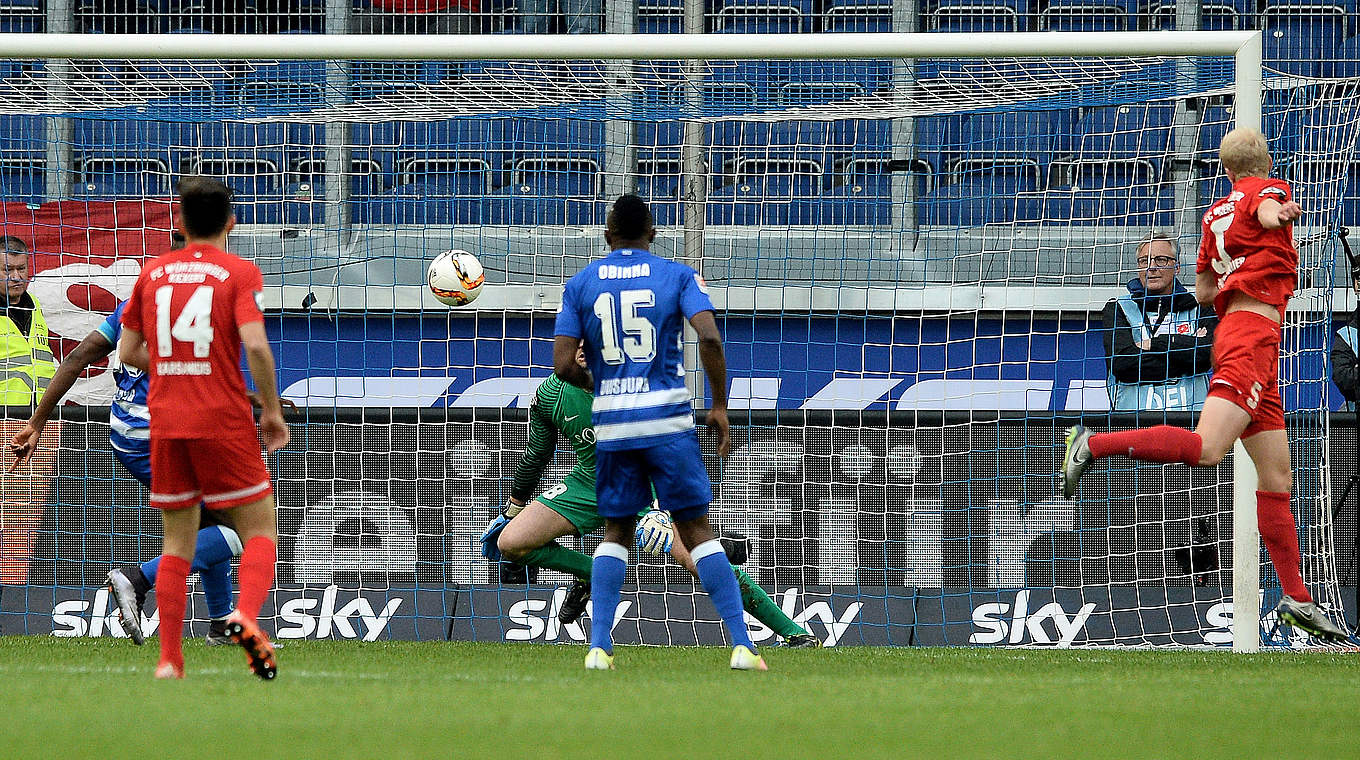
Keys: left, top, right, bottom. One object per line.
{"left": 668, "top": 532, "right": 816, "bottom": 645}
{"left": 147, "top": 437, "right": 200, "bottom": 678}
{"left": 1063, "top": 393, "right": 1251, "bottom": 497}
{"left": 154, "top": 503, "right": 200, "bottom": 679}
{"left": 586, "top": 449, "right": 649, "bottom": 668}
{"left": 194, "top": 435, "right": 278, "bottom": 679}
{"left": 647, "top": 435, "right": 764, "bottom": 669}
{"left": 498, "top": 494, "right": 594, "bottom": 580}
{"left": 195, "top": 509, "right": 242, "bottom": 644}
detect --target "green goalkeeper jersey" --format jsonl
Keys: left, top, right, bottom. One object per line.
{"left": 509, "top": 373, "right": 597, "bottom": 502}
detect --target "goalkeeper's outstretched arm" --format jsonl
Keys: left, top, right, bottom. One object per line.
{"left": 508, "top": 385, "right": 560, "bottom": 510}
{"left": 9, "top": 330, "right": 113, "bottom": 469}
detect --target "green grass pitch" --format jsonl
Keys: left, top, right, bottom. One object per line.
{"left": 3, "top": 637, "right": 1358, "bottom": 758}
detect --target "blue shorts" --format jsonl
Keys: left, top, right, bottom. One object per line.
{"left": 113, "top": 445, "right": 151, "bottom": 488}
{"left": 595, "top": 432, "right": 713, "bottom": 522}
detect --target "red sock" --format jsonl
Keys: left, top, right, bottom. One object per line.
{"left": 235, "top": 536, "right": 277, "bottom": 621}
{"left": 154, "top": 554, "right": 191, "bottom": 671}
{"left": 1256, "top": 490, "right": 1311, "bottom": 602}
{"left": 1088, "top": 425, "right": 1202, "bottom": 466}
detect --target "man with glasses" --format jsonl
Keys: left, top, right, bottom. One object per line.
{"left": 1103, "top": 232, "right": 1217, "bottom": 411}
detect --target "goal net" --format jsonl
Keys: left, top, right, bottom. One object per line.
{"left": 1, "top": 32, "right": 1357, "bottom": 650}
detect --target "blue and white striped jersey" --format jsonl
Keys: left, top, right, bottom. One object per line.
{"left": 95, "top": 301, "right": 150, "bottom": 454}
{"left": 555, "top": 248, "right": 715, "bottom": 451}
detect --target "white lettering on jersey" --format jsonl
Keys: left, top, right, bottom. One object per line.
{"left": 156, "top": 361, "right": 212, "bottom": 375}
{"left": 599, "top": 377, "right": 651, "bottom": 395}
{"left": 597, "top": 263, "right": 652, "bottom": 280}
{"left": 148, "top": 261, "right": 232, "bottom": 282}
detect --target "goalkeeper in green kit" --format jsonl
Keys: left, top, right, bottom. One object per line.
{"left": 480, "top": 346, "right": 820, "bottom": 647}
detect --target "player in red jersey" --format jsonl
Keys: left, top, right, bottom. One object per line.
{"left": 119, "top": 177, "right": 291, "bottom": 679}
{"left": 1060, "top": 128, "right": 1346, "bottom": 641}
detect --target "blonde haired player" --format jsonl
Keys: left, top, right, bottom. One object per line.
{"left": 1061, "top": 128, "right": 1347, "bottom": 641}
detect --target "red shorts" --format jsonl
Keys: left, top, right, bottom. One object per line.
{"left": 1207, "top": 310, "right": 1285, "bottom": 438}
{"left": 149, "top": 435, "right": 273, "bottom": 511}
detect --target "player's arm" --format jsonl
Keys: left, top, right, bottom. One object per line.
{"left": 1195, "top": 269, "right": 1218, "bottom": 307}
{"left": 1257, "top": 197, "right": 1302, "bottom": 230}
{"left": 509, "top": 387, "right": 560, "bottom": 512}
{"left": 1104, "top": 299, "right": 1163, "bottom": 383}
{"left": 689, "top": 309, "right": 730, "bottom": 457}
{"left": 553, "top": 335, "right": 591, "bottom": 390}
{"left": 9, "top": 330, "right": 114, "bottom": 470}
{"left": 118, "top": 328, "right": 150, "bottom": 372}
{"left": 241, "top": 321, "right": 290, "bottom": 452}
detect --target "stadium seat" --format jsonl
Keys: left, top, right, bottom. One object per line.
{"left": 239, "top": 61, "right": 327, "bottom": 110}
{"left": 0, "top": 116, "right": 45, "bottom": 156}
{"left": 1041, "top": 0, "right": 1133, "bottom": 31}
{"left": 1060, "top": 104, "right": 1174, "bottom": 168}
{"left": 0, "top": 0, "right": 43, "bottom": 33}
{"left": 187, "top": 157, "right": 283, "bottom": 223}
{"left": 920, "top": 159, "right": 1044, "bottom": 226}
{"left": 636, "top": 157, "right": 684, "bottom": 227}
{"left": 637, "top": 0, "right": 683, "bottom": 33}
{"left": 398, "top": 157, "right": 490, "bottom": 197}
{"left": 712, "top": 0, "right": 812, "bottom": 34}
{"left": 0, "top": 158, "right": 43, "bottom": 203}
{"left": 282, "top": 158, "right": 385, "bottom": 224}
{"left": 360, "top": 183, "right": 483, "bottom": 225}
{"left": 1143, "top": 0, "right": 1246, "bottom": 30}
{"left": 1044, "top": 159, "right": 1171, "bottom": 225}
{"left": 928, "top": 0, "right": 1027, "bottom": 32}
{"left": 708, "top": 157, "right": 821, "bottom": 225}
{"left": 777, "top": 60, "right": 891, "bottom": 106}
{"left": 476, "top": 157, "right": 604, "bottom": 226}
{"left": 1341, "top": 163, "right": 1360, "bottom": 229}
{"left": 822, "top": 0, "right": 892, "bottom": 32}
{"left": 74, "top": 157, "right": 171, "bottom": 198}
{"left": 943, "top": 110, "right": 1069, "bottom": 174}
{"left": 1261, "top": 1, "right": 1350, "bottom": 77}
{"left": 254, "top": 0, "right": 326, "bottom": 34}
{"left": 1323, "top": 34, "right": 1360, "bottom": 78}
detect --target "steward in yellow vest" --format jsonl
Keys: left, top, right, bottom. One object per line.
{"left": 0, "top": 236, "right": 54, "bottom": 407}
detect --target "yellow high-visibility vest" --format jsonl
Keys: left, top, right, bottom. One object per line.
{"left": 0, "top": 294, "right": 54, "bottom": 406}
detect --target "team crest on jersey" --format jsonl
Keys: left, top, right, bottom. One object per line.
{"left": 1177, "top": 324, "right": 1191, "bottom": 334}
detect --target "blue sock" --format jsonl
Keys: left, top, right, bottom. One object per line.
{"left": 199, "top": 557, "right": 234, "bottom": 619}
{"left": 589, "top": 542, "right": 629, "bottom": 654}
{"left": 692, "top": 540, "right": 755, "bottom": 650}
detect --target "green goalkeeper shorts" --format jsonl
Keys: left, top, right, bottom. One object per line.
{"left": 536, "top": 472, "right": 606, "bottom": 535}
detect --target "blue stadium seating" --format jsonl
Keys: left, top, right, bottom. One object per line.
{"left": 929, "top": 0, "right": 1028, "bottom": 32}
{"left": 820, "top": 175, "right": 890, "bottom": 224}
{"left": 1059, "top": 104, "right": 1174, "bottom": 169}
{"left": 1044, "top": 159, "right": 1172, "bottom": 225}
{"left": 776, "top": 60, "right": 891, "bottom": 106}
{"left": 823, "top": 0, "right": 892, "bottom": 32}
{"left": 0, "top": 116, "right": 45, "bottom": 156}
{"left": 713, "top": 0, "right": 813, "bottom": 33}
{"left": 397, "top": 157, "right": 490, "bottom": 197}
{"left": 708, "top": 157, "right": 821, "bottom": 225}
{"left": 75, "top": 157, "right": 171, "bottom": 198}
{"left": 944, "top": 110, "right": 1070, "bottom": 170}
{"left": 920, "top": 159, "right": 1044, "bottom": 225}
{"left": 637, "top": 0, "right": 683, "bottom": 33}
{"left": 635, "top": 157, "right": 683, "bottom": 226}
{"left": 0, "top": 158, "right": 43, "bottom": 203}
{"left": 1323, "top": 35, "right": 1360, "bottom": 78}
{"left": 238, "top": 61, "right": 327, "bottom": 109}
{"left": 0, "top": 0, "right": 43, "bottom": 33}
{"left": 1342, "top": 163, "right": 1360, "bottom": 229}
{"left": 1041, "top": 0, "right": 1133, "bottom": 31}
{"left": 187, "top": 156, "right": 283, "bottom": 223}
{"left": 361, "top": 184, "right": 484, "bottom": 225}
{"left": 1261, "top": 1, "right": 1351, "bottom": 77}
{"left": 1144, "top": 0, "right": 1249, "bottom": 30}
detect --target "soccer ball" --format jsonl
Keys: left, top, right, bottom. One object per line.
{"left": 427, "top": 249, "right": 485, "bottom": 307}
